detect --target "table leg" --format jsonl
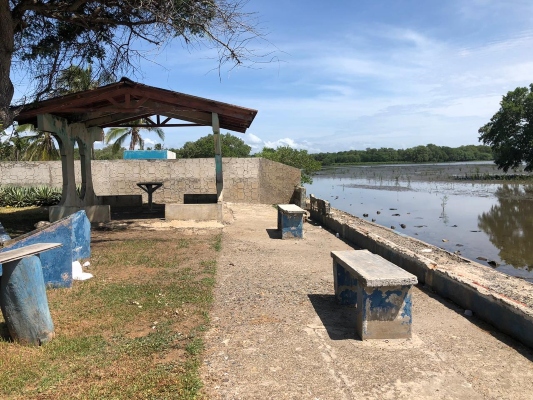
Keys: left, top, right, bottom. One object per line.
{"left": 148, "top": 189, "right": 154, "bottom": 211}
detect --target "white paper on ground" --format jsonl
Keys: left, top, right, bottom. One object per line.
{"left": 72, "top": 260, "right": 94, "bottom": 280}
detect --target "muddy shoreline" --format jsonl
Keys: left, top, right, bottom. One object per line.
{"left": 318, "top": 162, "right": 533, "bottom": 200}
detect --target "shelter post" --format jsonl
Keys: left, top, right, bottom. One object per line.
{"left": 213, "top": 113, "right": 223, "bottom": 202}
{"left": 37, "top": 114, "right": 110, "bottom": 223}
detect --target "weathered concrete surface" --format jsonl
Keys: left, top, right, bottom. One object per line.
{"left": 332, "top": 250, "right": 416, "bottom": 340}
{"left": 0, "top": 158, "right": 301, "bottom": 205}
{"left": 310, "top": 203, "right": 533, "bottom": 349}
{"left": 332, "top": 249, "right": 418, "bottom": 287}
{"left": 0, "top": 255, "right": 55, "bottom": 345}
{"left": 49, "top": 204, "right": 110, "bottom": 223}
{"left": 277, "top": 204, "right": 306, "bottom": 239}
{"left": 202, "top": 203, "right": 533, "bottom": 399}
{"left": 165, "top": 203, "right": 222, "bottom": 222}
{"left": 0, "top": 211, "right": 90, "bottom": 287}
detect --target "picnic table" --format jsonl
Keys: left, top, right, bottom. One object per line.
{"left": 137, "top": 182, "right": 163, "bottom": 212}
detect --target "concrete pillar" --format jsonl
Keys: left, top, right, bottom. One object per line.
{"left": 212, "top": 112, "right": 223, "bottom": 202}
{"left": 38, "top": 114, "right": 79, "bottom": 206}
{"left": 37, "top": 114, "right": 109, "bottom": 222}
{"left": 70, "top": 123, "right": 102, "bottom": 206}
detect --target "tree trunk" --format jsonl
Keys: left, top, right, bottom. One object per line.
{"left": 0, "top": 0, "right": 15, "bottom": 129}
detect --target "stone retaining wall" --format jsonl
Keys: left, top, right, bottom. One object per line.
{"left": 0, "top": 158, "right": 301, "bottom": 205}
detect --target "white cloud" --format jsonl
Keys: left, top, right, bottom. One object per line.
{"left": 245, "top": 133, "right": 263, "bottom": 144}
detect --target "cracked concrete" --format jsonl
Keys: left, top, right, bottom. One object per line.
{"left": 201, "top": 203, "right": 533, "bottom": 400}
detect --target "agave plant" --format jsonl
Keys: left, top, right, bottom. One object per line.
{"left": 1, "top": 186, "right": 31, "bottom": 207}
{"left": 0, "top": 186, "right": 62, "bottom": 207}
{"left": 33, "top": 186, "right": 62, "bottom": 206}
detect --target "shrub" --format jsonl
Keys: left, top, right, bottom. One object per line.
{"left": 0, "top": 186, "right": 62, "bottom": 207}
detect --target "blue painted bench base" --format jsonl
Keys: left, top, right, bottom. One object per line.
{"left": 332, "top": 250, "right": 417, "bottom": 340}
{"left": 0, "top": 243, "right": 61, "bottom": 345}
{"left": 277, "top": 204, "right": 305, "bottom": 239}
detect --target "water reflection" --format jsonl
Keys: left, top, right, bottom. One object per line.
{"left": 306, "top": 169, "right": 533, "bottom": 281}
{"left": 478, "top": 185, "right": 533, "bottom": 271}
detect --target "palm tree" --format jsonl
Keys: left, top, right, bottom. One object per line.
{"left": 105, "top": 120, "right": 165, "bottom": 154}
{"left": 51, "top": 65, "right": 115, "bottom": 97}
{"left": 22, "top": 127, "right": 60, "bottom": 161}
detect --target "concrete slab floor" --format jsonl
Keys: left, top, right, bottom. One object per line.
{"left": 202, "top": 203, "right": 533, "bottom": 400}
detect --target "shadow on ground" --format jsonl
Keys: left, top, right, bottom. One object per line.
{"left": 0, "top": 207, "right": 49, "bottom": 238}
{"left": 110, "top": 204, "right": 165, "bottom": 220}
{"left": 308, "top": 294, "right": 358, "bottom": 340}
{"left": 265, "top": 229, "right": 281, "bottom": 239}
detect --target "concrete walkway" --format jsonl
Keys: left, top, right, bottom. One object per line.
{"left": 202, "top": 203, "right": 533, "bottom": 399}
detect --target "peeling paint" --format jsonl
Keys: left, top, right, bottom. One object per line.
{"left": 278, "top": 205, "right": 305, "bottom": 239}
{"left": 332, "top": 251, "right": 414, "bottom": 340}
{"left": 0, "top": 211, "right": 90, "bottom": 288}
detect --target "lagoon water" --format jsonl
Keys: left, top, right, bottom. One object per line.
{"left": 305, "top": 164, "right": 533, "bottom": 282}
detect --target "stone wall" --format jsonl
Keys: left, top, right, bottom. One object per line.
{"left": 0, "top": 158, "right": 301, "bottom": 205}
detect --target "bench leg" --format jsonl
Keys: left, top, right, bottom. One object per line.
{"left": 280, "top": 213, "right": 304, "bottom": 239}
{"left": 333, "top": 261, "right": 358, "bottom": 305}
{"left": 356, "top": 284, "right": 413, "bottom": 340}
{"left": 0, "top": 256, "right": 55, "bottom": 345}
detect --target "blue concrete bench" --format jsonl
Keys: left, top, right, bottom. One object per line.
{"left": 0, "top": 243, "right": 61, "bottom": 345}
{"left": 331, "top": 249, "right": 418, "bottom": 340}
{"left": 277, "top": 204, "right": 306, "bottom": 239}
{"left": 0, "top": 210, "right": 90, "bottom": 288}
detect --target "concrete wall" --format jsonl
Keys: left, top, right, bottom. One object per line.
{"left": 0, "top": 158, "right": 301, "bottom": 205}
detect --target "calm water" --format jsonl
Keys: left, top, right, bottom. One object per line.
{"left": 305, "top": 164, "right": 533, "bottom": 282}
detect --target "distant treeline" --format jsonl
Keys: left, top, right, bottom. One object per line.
{"left": 312, "top": 144, "right": 493, "bottom": 165}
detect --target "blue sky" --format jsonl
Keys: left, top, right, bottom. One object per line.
{"left": 12, "top": 0, "right": 533, "bottom": 154}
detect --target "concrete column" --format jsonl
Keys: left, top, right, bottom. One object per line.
{"left": 212, "top": 113, "right": 223, "bottom": 201}
{"left": 37, "top": 113, "right": 109, "bottom": 222}
{"left": 37, "top": 114, "right": 79, "bottom": 207}
{"left": 70, "top": 123, "right": 102, "bottom": 206}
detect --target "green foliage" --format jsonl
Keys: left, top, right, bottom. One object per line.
{"left": 255, "top": 146, "right": 322, "bottom": 184}
{"left": 479, "top": 84, "right": 533, "bottom": 172}
{"left": 92, "top": 144, "right": 125, "bottom": 160}
{"left": 0, "top": 186, "right": 61, "bottom": 207}
{"left": 3, "top": 1, "right": 262, "bottom": 130}
{"left": 172, "top": 133, "right": 251, "bottom": 158}
{"left": 313, "top": 144, "right": 493, "bottom": 166}
{"left": 51, "top": 65, "right": 115, "bottom": 97}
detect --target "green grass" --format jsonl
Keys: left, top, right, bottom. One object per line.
{"left": 213, "top": 233, "right": 223, "bottom": 252}
{"left": 0, "top": 230, "right": 220, "bottom": 399}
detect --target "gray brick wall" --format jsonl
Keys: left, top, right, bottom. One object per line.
{"left": 0, "top": 158, "right": 301, "bottom": 204}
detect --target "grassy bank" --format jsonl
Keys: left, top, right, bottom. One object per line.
{"left": 0, "top": 228, "right": 221, "bottom": 399}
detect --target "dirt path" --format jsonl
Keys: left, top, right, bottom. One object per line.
{"left": 201, "top": 203, "right": 533, "bottom": 399}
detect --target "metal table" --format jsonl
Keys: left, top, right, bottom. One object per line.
{"left": 136, "top": 182, "right": 163, "bottom": 212}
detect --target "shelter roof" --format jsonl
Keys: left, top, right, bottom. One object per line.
{"left": 14, "top": 78, "right": 257, "bottom": 133}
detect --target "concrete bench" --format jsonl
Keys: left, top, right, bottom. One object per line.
{"left": 277, "top": 204, "right": 306, "bottom": 239}
{"left": 0, "top": 210, "right": 90, "bottom": 288}
{"left": 331, "top": 249, "right": 418, "bottom": 340}
{"left": 0, "top": 243, "right": 61, "bottom": 345}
